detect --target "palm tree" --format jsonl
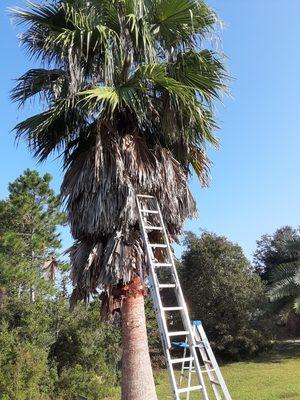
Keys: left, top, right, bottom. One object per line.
{"left": 11, "top": 1, "right": 227, "bottom": 398}
{"left": 269, "top": 239, "right": 300, "bottom": 314}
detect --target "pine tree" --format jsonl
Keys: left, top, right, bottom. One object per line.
{"left": 0, "top": 169, "right": 65, "bottom": 300}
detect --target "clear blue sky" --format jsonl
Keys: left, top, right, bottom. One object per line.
{"left": 1, "top": 0, "right": 300, "bottom": 260}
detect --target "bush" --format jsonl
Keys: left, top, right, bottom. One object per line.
{"left": 57, "top": 364, "right": 118, "bottom": 400}
{"left": 180, "top": 232, "right": 270, "bottom": 360}
{"left": 0, "top": 325, "right": 54, "bottom": 400}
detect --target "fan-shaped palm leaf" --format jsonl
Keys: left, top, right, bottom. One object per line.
{"left": 269, "top": 239, "right": 300, "bottom": 314}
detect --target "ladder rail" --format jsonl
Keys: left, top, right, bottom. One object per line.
{"left": 179, "top": 340, "right": 188, "bottom": 389}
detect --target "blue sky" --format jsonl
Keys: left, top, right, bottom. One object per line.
{"left": 1, "top": 0, "right": 299, "bottom": 260}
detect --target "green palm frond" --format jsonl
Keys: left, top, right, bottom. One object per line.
{"left": 11, "top": 1, "right": 60, "bottom": 27}
{"left": 78, "top": 63, "right": 196, "bottom": 119}
{"left": 154, "top": 0, "right": 199, "bottom": 26}
{"left": 12, "top": 1, "right": 119, "bottom": 70}
{"left": 269, "top": 295, "right": 299, "bottom": 315}
{"left": 138, "top": 63, "right": 195, "bottom": 101}
{"left": 149, "top": 0, "right": 217, "bottom": 47}
{"left": 11, "top": 68, "right": 66, "bottom": 105}
{"left": 51, "top": 3, "right": 120, "bottom": 62}
{"left": 295, "top": 298, "right": 300, "bottom": 313}
{"left": 270, "top": 281, "right": 300, "bottom": 300}
{"left": 11, "top": 1, "right": 64, "bottom": 59}
{"left": 287, "top": 238, "right": 300, "bottom": 253}
{"left": 270, "top": 262, "right": 299, "bottom": 283}
{"left": 14, "top": 98, "right": 85, "bottom": 160}
{"left": 269, "top": 244, "right": 300, "bottom": 314}
{"left": 79, "top": 86, "right": 120, "bottom": 115}
{"left": 170, "top": 50, "right": 227, "bottom": 102}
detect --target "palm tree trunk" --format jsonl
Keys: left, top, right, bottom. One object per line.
{"left": 121, "top": 288, "right": 158, "bottom": 400}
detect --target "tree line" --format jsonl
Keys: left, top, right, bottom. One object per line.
{"left": 0, "top": 170, "right": 299, "bottom": 399}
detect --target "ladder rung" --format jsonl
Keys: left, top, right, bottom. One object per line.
{"left": 153, "top": 263, "right": 172, "bottom": 267}
{"left": 170, "top": 357, "right": 194, "bottom": 364}
{"left": 168, "top": 331, "right": 189, "bottom": 337}
{"left": 158, "top": 284, "right": 176, "bottom": 288}
{"left": 177, "top": 385, "right": 203, "bottom": 394}
{"left": 184, "top": 367, "right": 215, "bottom": 374}
{"left": 195, "top": 341, "right": 207, "bottom": 348}
{"left": 145, "top": 225, "right": 163, "bottom": 230}
{"left": 210, "top": 379, "right": 220, "bottom": 385}
{"left": 163, "top": 306, "right": 183, "bottom": 311}
{"left": 137, "top": 194, "right": 155, "bottom": 199}
{"left": 201, "top": 368, "right": 216, "bottom": 373}
{"left": 204, "top": 360, "right": 213, "bottom": 365}
{"left": 149, "top": 244, "right": 167, "bottom": 248}
{"left": 141, "top": 209, "right": 158, "bottom": 214}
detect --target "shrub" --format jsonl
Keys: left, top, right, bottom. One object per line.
{"left": 180, "top": 232, "right": 270, "bottom": 360}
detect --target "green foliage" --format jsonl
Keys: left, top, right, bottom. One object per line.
{"left": 269, "top": 239, "right": 300, "bottom": 315}
{"left": 0, "top": 297, "right": 121, "bottom": 400}
{"left": 254, "top": 226, "right": 300, "bottom": 283}
{"left": 0, "top": 324, "right": 54, "bottom": 400}
{"left": 49, "top": 299, "right": 121, "bottom": 399}
{"left": 0, "top": 169, "right": 65, "bottom": 299}
{"left": 49, "top": 299, "right": 121, "bottom": 374}
{"left": 145, "top": 296, "right": 163, "bottom": 367}
{"left": 180, "top": 232, "right": 269, "bottom": 360}
{"left": 0, "top": 171, "right": 121, "bottom": 399}
{"left": 57, "top": 364, "right": 118, "bottom": 400}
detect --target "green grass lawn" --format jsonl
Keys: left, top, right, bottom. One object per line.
{"left": 107, "top": 341, "right": 300, "bottom": 400}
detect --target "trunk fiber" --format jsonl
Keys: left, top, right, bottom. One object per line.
{"left": 121, "top": 293, "right": 158, "bottom": 400}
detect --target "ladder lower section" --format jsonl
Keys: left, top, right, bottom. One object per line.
{"left": 136, "top": 194, "right": 232, "bottom": 400}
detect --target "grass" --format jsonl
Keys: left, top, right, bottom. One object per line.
{"left": 107, "top": 341, "right": 300, "bottom": 399}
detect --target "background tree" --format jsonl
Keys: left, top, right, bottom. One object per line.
{"left": 0, "top": 169, "right": 65, "bottom": 301}
{"left": 254, "top": 226, "right": 300, "bottom": 283}
{"left": 0, "top": 171, "right": 121, "bottom": 400}
{"left": 11, "top": 1, "right": 227, "bottom": 398}
{"left": 0, "top": 170, "right": 65, "bottom": 400}
{"left": 180, "top": 232, "right": 268, "bottom": 359}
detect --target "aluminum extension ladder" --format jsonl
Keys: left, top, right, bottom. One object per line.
{"left": 136, "top": 194, "right": 232, "bottom": 400}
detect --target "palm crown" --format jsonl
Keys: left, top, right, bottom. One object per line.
{"left": 11, "top": 0, "right": 227, "bottom": 305}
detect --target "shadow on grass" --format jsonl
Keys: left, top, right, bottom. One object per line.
{"left": 238, "top": 339, "right": 300, "bottom": 364}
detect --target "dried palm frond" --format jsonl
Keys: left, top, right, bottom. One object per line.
{"left": 43, "top": 257, "right": 58, "bottom": 281}
{"left": 63, "top": 124, "right": 196, "bottom": 307}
